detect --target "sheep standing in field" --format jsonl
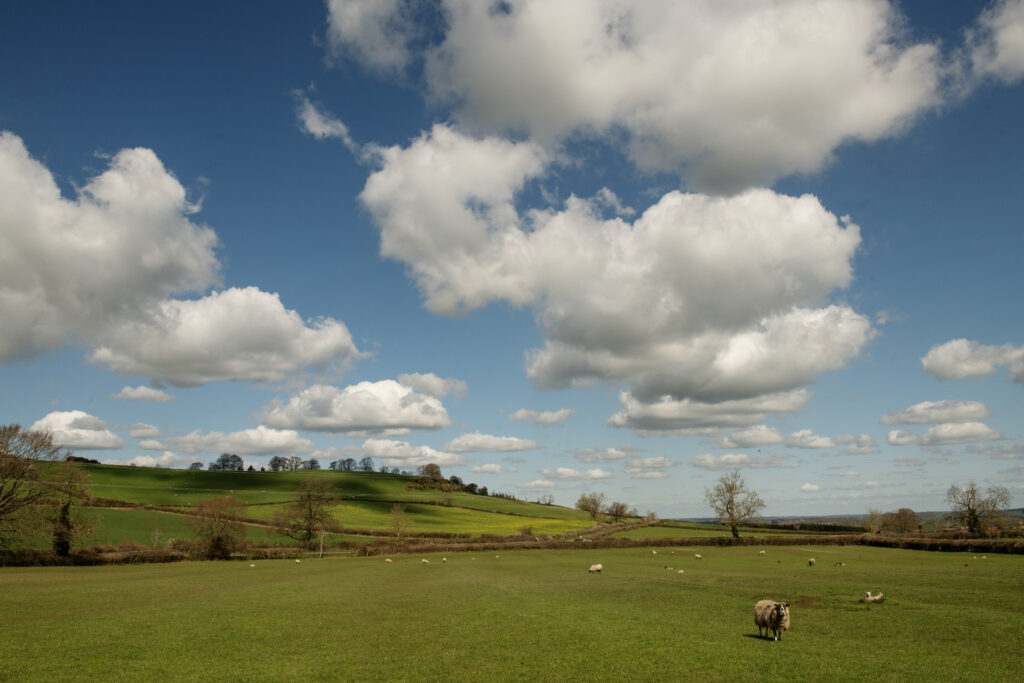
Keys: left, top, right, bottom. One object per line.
{"left": 421, "top": 559, "right": 430, "bottom": 565}
{"left": 754, "top": 600, "right": 790, "bottom": 641}
{"left": 694, "top": 553, "right": 703, "bottom": 560}
{"left": 864, "top": 591, "right": 884, "bottom": 602}
{"left": 295, "top": 559, "right": 301, "bottom": 564}
{"left": 385, "top": 558, "right": 392, "bottom": 564}
{"left": 588, "top": 563, "right": 603, "bottom": 573}
{"left": 759, "top": 550, "right": 766, "bottom": 556}
{"left": 442, "top": 557, "right": 447, "bottom": 564}
{"left": 808, "top": 558, "right": 816, "bottom": 566}
{"left": 652, "top": 550, "right": 657, "bottom": 555}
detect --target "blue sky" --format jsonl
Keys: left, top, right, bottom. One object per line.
{"left": 2, "top": 1, "right": 1023, "bottom": 518}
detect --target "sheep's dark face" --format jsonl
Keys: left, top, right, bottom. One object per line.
{"left": 775, "top": 603, "right": 788, "bottom": 619}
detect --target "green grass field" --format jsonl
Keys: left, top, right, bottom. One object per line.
{"left": 1, "top": 545, "right": 1021, "bottom": 681}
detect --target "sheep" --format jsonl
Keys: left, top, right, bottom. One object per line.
{"left": 754, "top": 600, "right": 791, "bottom": 641}
{"left": 421, "top": 559, "right": 430, "bottom": 565}
{"left": 677, "top": 569, "right": 685, "bottom": 574}
{"left": 864, "top": 591, "right": 885, "bottom": 602}
{"left": 694, "top": 554, "right": 703, "bottom": 560}
{"left": 808, "top": 558, "right": 816, "bottom": 566}
{"left": 588, "top": 563, "right": 603, "bottom": 573}
{"left": 652, "top": 550, "right": 657, "bottom": 555}
{"left": 385, "top": 558, "right": 392, "bottom": 564}
{"left": 249, "top": 563, "right": 255, "bottom": 568}
{"left": 295, "top": 559, "right": 301, "bottom": 564}
{"left": 759, "top": 550, "right": 766, "bottom": 556}
{"left": 442, "top": 557, "right": 447, "bottom": 564}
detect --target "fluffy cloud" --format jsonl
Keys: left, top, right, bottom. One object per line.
{"left": 156, "top": 426, "right": 315, "bottom": 456}
{"left": 397, "top": 372, "right": 468, "bottom": 399}
{"left": 128, "top": 423, "right": 160, "bottom": 439}
{"left": 111, "top": 386, "right": 174, "bottom": 402}
{"left": 786, "top": 429, "right": 835, "bottom": 449}
{"left": 333, "top": 1, "right": 947, "bottom": 191}
{"left": 0, "top": 133, "right": 364, "bottom": 387}
{"left": 886, "top": 430, "right": 920, "bottom": 446}
{"left": 360, "top": 127, "right": 871, "bottom": 403}
{"left": 835, "top": 434, "right": 880, "bottom": 455}
{"left": 800, "top": 483, "right": 821, "bottom": 492}
{"left": 90, "top": 287, "right": 362, "bottom": 387}
{"left": 509, "top": 408, "right": 576, "bottom": 426}
{"left": 539, "top": 467, "right": 613, "bottom": 482}
{"left": 690, "top": 452, "right": 795, "bottom": 471}
{"left": 921, "top": 339, "right": 1024, "bottom": 383}
{"left": 609, "top": 390, "right": 810, "bottom": 435}
{"left": 340, "top": 438, "right": 466, "bottom": 467}
{"left": 714, "top": 425, "right": 785, "bottom": 449}
{"left": 623, "top": 455, "right": 677, "bottom": 479}
{"left": 295, "top": 92, "right": 357, "bottom": 150}
{"left": 443, "top": 433, "right": 538, "bottom": 453}
{"left": 966, "top": 0, "right": 1024, "bottom": 85}
{"left": 260, "top": 381, "right": 450, "bottom": 436}
{"left": 470, "top": 463, "right": 512, "bottom": 474}
{"left": 29, "top": 411, "right": 124, "bottom": 450}
{"left": 881, "top": 399, "right": 993, "bottom": 424}
{"left": 119, "top": 451, "right": 196, "bottom": 469}
{"left": 574, "top": 447, "right": 635, "bottom": 463}
{"left": 0, "top": 132, "right": 218, "bottom": 363}
{"left": 921, "top": 422, "right": 1002, "bottom": 446}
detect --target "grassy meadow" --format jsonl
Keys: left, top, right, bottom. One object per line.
{"left": 2, "top": 544, "right": 1021, "bottom": 681}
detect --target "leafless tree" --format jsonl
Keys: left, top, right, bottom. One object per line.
{"left": 389, "top": 503, "right": 412, "bottom": 543}
{"left": 190, "top": 496, "right": 247, "bottom": 558}
{"left": 946, "top": 481, "right": 1012, "bottom": 535}
{"left": 575, "top": 492, "right": 607, "bottom": 521}
{"left": 274, "top": 479, "right": 338, "bottom": 546}
{"left": 606, "top": 501, "right": 632, "bottom": 523}
{"left": 1, "top": 425, "right": 69, "bottom": 550}
{"left": 704, "top": 471, "right": 766, "bottom": 538}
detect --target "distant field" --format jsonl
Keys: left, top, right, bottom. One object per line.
{"left": 2, "top": 545, "right": 1021, "bottom": 681}
{"left": 608, "top": 525, "right": 797, "bottom": 539}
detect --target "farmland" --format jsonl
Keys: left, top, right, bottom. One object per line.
{"left": 2, "top": 545, "right": 1022, "bottom": 681}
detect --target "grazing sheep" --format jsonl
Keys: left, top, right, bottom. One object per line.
{"left": 588, "top": 563, "right": 603, "bottom": 573}
{"left": 652, "top": 550, "right": 657, "bottom": 555}
{"left": 421, "top": 559, "right": 430, "bottom": 565}
{"left": 865, "top": 591, "right": 885, "bottom": 602}
{"left": 249, "top": 564, "right": 255, "bottom": 568}
{"left": 694, "top": 554, "right": 703, "bottom": 560}
{"left": 808, "top": 558, "right": 816, "bottom": 566}
{"left": 677, "top": 569, "right": 685, "bottom": 574}
{"left": 754, "top": 600, "right": 791, "bottom": 641}
{"left": 442, "top": 557, "right": 447, "bottom": 564}
{"left": 759, "top": 550, "right": 766, "bottom": 556}
{"left": 385, "top": 558, "right": 392, "bottom": 564}
{"left": 295, "top": 559, "right": 301, "bottom": 564}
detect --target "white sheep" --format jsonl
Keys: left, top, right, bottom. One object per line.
{"left": 442, "top": 557, "right": 447, "bottom": 563}
{"left": 588, "top": 563, "right": 603, "bottom": 573}
{"left": 754, "top": 600, "right": 791, "bottom": 641}
{"left": 694, "top": 553, "right": 703, "bottom": 560}
{"left": 865, "top": 591, "right": 885, "bottom": 602}
{"left": 677, "top": 569, "right": 685, "bottom": 574}
{"left": 808, "top": 558, "right": 816, "bottom": 566}
{"left": 385, "top": 558, "right": 392, "bottom": 564}
{"left": 421, "top": 558, "right": 430, "bottom": 565}
{"left": 759, "top": 550, "right": 766, "bottom": 556}
{"left": 249, "top": 563, "right": 255, "bottom": 568}
{"left": 652, "top": 550, "right": 657, "bottom": 555}
{"left": 295, "top": 559, "right": 301, "bottom": 564}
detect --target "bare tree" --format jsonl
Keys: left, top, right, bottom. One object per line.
{"left": 49, "top": 463, "right": 94, "bottom": 556}
{"left": 946, "top": 482, "right": 1012, "bottom": 535}
{"left": 1, "top": 425, "right": 69, "bottom": 550}
{"left": 606, "top": 501, "right": 631, "bottom": 523}
{"left": 190, "top": 496, "right": 247, "bottom": 559}
{"left": 704, "top": 471, "right": 766, "bottom": 538}
{"left": 274, "top": 479, "right": 337, "bottom": 546}
{"left": 881, "top": 508, "right": 918, "bottom": 534}
{"left": 389, "top": 503, "right": 412, "bottom": 542}
{"left": 575, "top": 492, "right": 607, "bottom": 521}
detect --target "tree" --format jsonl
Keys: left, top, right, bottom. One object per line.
{"left": 606, "top": 501, "right": 631, "bottom": 523}
{"left": 864, "top": 508, "right": 884, "bottom": 533}
{"left": 50, "top": 463, "right": 93, "bottom": 556}
{"left": 575, "top": 492, "right": 607, "bottom": 521}
{"left": 882, "top": 508, "right": 918, "bottom": 534}
{"left": 268, "top": 456, "right": 286, "bottom": 472}
{"left": 946, "top": 481, "right": 1012, "bottom": 535}
{"left": 359, "top": 457, "right": 375, "bottom": 472}
{"left": 273, "top": 480, "right": 337, "bottom": 546}
{"left": 188, "top": 462, "right": 203, "bottom": 471}
{"left": 307, "top": 458, "right": 320, "bottom": 471}
{"left": 190, "top": 496, "right": 246, "bottom": 559}
{"left": 419, "top": 463, "right": 442, "bottom": 480}
{"left": 1, "top": 425, "right": 68, "bottom": 550}
{"left": 213, "top": 453, "right": 243, "bottom": 472}
{"left": 478, "top": 486, "right": 488, "bottom": 497}
{"left": 704, "top": 471, "right": 766, "bottom": 538}
{"left": 389, "top": 503, "right": 412, "bottom": 543}
{"left": 448, "top": 475, "right": 464, "bottom": 490}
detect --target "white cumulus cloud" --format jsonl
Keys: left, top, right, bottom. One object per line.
{"left": 690, "top": 452, "right": 795, "bottom": 471}
{"left": 260, "top": 380, "right": 450, "bottom": 436}
{"left": 623, "top": 455, "right": 677, "bottom": 479}
{"left": 881, "top": 399, "right": 993, "bottom": 424}
{"left": 887, "top": 430, "right": 921, "bottom": 446}
{"left": 30, "top": 410, "right": 124, "bottom": 450}
{"left": 397, "top": 372, "right": 468, "bottom": 399}
{"left": 921, "top": 422, "right": 1003, "bottom": 446}
{"left": 339, "top": 438, "right": 466, "bottom": 468}
{"left": 111, "top": 386, "right": 174, "bottom": 402}
{"left": 835, "top": 434, "right": 880, "bottom": 455}
{"left": 786, "top": 429, "right": 836, "bottom": 449}
{"left": 800, "top": 483, "right": 821, "bottom": 492}
{"left": 921, "top": 339, "right": 1024, "bottom": 383}
{"left": 539, "top": 467, "right": 613, "bottom": 481}
{"left": 128, "top": 423, "right": 160, "bottom": 439}
{"left": 158, "top": 426, "right": 315, "bottom": 456}
{"left": 509, "top": 408, "right": 577, "bottom": 426}
{"left": 574, "top": 447, "right": 636, "bottom": 463}
{"left": 443, "top": 433, "right": 538, "bottom": 453}
{"left": 714, "top": 425, "right": 785, "bottom": 449}
{"left": 609, "top": 390, "right": 810, "bottom": 435}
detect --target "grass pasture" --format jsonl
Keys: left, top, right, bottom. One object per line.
{"left": 2, "top": 545, "right": 1021, "bottom": 681}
